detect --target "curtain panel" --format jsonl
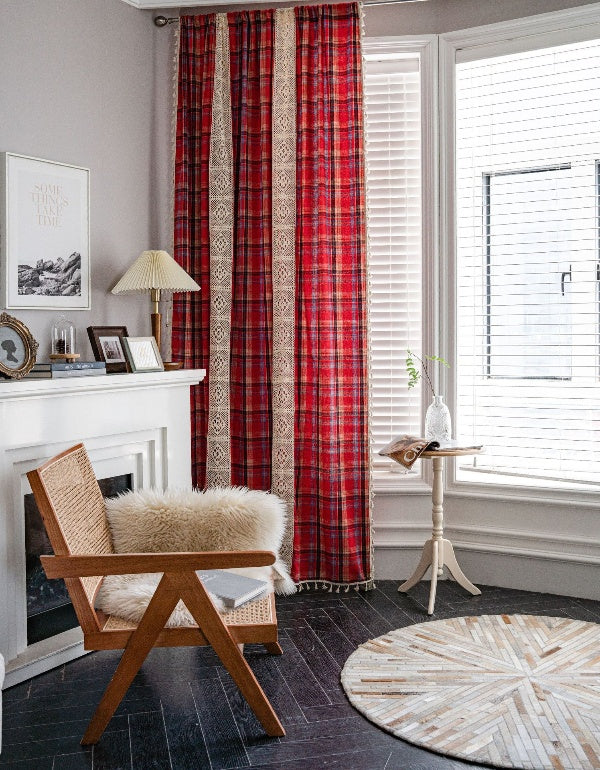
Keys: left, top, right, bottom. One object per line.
{"left": 172, "top": 2, "right": 372, "bottom": 589}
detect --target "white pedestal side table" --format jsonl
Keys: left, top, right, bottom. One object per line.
{"left": 398, "top": 448, "right": 482, "bottom": 615}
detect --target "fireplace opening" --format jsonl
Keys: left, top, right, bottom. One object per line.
{"left": 25, "top": 473, "right": 133, "bottom": 645}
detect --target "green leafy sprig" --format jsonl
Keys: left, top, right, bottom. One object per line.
{"left": 406, "top": 350, "right": 450, "bottom": 398}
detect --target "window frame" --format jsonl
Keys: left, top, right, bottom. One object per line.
{"left": 363, "top": 35, "right": 439, "bottom": 494}
{"left": 484, "top": 163, "right": 580, "bottom": 382}
{"left": 439, "top": 5, "right": 600, "bottom": 507}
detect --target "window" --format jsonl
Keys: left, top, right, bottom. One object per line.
{"left": 485, "top": 165, "right": 575, "bottom": 380}
{"left": 454, "top": 37, "right": 600, "bottom": 492}
{"left": 363, "top": 41, "right": 431, "bottom": 475}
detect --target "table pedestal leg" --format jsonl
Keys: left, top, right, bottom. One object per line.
{"left": 398, "top": 538, "right": 481, "bottom": 613}
{"left": 398, "top": 455, "right": 481, "bottom": 614}
{"left": 442, "top": 540, "right": 480, "bottom": 596}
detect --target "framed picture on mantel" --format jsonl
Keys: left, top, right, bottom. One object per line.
{"left": 87, "top": 326, "right": 129, "bottom": 374}
{"left": 0, "top": 153, "right": 90, "bottom": 310}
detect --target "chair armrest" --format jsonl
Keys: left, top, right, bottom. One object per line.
{"left": 40, "top": 550, "right": 276, "bottom": 579}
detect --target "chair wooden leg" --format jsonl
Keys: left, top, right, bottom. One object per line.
{"left": 264, "top": 642, "right": 284, "bottom": 655}
{"left": 81, "top": 575, "right": 181, "bottom": 745}
{"left": 175, "top": 572, "right": 285, "bottom": 737}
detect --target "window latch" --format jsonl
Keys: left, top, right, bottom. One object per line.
{"left": 560, "top": 265, "right": 572, "bottom": 296}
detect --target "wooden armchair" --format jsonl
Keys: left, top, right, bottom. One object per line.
{"left": 27, "top": 443, "right": 285, "bottom": 745}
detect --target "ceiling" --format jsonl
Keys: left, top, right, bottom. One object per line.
{"left": 120, "top": 0, "right": 276, "bottom": 6}
{"left": 121, "top": 0, "right": 425, "bottom": 7}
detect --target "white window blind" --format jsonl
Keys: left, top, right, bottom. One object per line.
{"left": 455, "top": 38, "right": 600, "bottom": 492}
{"left": 363, "top": 51, "right": 423, "bottom": 469}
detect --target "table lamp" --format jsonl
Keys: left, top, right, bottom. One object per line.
{"left": 111, "top": 250, "right": 200, "bottom": 364}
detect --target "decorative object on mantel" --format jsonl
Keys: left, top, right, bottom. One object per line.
{"left": 24, "top": 361, "right": 106, "bottom": 379}
{"left": 87, "top": 326, "right": 129, "bottom": 374}
{"left": 0, "top": 312, "right": 38, "bottom": 379}
{"left": 50, "top": 314, "right": 79, "bottom": 362}
{"left": 122, "top": 336, "right": 164, "bottom": 373}
{"left": 342, "top": 614, "right": 600, "bottom": 770}
{"left": 406, "top": 349, "right": 451, "bottom": 441}
{"left": 111, "top": 250, "right": 200, "bottom": 368}
{"left": 0, "top": 153, "right": 90, "bottom": 310}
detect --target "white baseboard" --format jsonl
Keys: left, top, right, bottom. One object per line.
{"left": 4, "top": 628, "right": 87, "bottom": 689}
{"left": 372, "top": 485, "right": 600, "bottom": 602}
{"left": 373, "top": 535, "right": 600, "bottom": 601}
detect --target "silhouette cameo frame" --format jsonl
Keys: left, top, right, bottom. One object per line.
{"left": 0, "top": 312, "right": 38, "bottom": 379}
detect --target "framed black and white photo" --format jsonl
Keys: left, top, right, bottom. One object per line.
{"left": 0, "top": 312, "right": 38, "bottom": 379}
{"left": 87, "top": 326, "right": 129, "bottom": 373}
{"left": 122, "top": 336, "right": 164, "bottom": 373}
{"left": 1, "top": 153, "right": 90, "bottom": 310}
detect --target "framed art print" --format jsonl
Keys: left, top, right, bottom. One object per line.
{"left": 0, "top": 153, "right": 90, "bottom": 310}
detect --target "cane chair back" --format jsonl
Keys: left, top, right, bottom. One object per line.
{"left": 29, "top": 444, "right": 113, "bottom": 633}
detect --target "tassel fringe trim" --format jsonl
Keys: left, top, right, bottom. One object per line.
{"left": 295, "top": 579, "right": 375, "bottom": 593}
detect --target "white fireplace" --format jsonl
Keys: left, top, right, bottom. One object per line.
{"left": 0, "top": 368, "right": 205, "bottom": 687}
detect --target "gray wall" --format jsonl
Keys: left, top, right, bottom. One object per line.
{"left": 172, "top": 0, "right": 600, "bottom": 32}
{"left": 0, "top": 0, "right": 160, "bottom": 360}
{"left": 364, "top": 0, "right": 600, "bottom": 36}
{"left": 4, "top": 0, "right": 597, "bottom": 361}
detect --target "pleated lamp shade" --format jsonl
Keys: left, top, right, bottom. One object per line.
{"left": 111, "top": 250, "right": 200, "bottom": 294}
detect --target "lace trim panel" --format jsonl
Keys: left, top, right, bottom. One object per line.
{"left": 271, "top": 8, "right": 297, "bottom": 572}
{"left": 165, "top": 22, "right": 181, "bottom": 364}
{"left": 206, "top": 14, "right": 233, "bottom": 487}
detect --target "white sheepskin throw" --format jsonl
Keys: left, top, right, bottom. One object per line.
{"left": 96, "top": 486, "right": 296, "bottom": 627}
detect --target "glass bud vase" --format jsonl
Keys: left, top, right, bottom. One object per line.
{"left": 425, "top": 395, "right": 451, "bottom": 442}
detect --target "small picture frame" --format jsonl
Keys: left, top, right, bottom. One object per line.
{"left": 0, "top": 312, "right": 39, "bottom": 379}
{"left": 122, "top": 336, "right": 164, "bottom": 373}
{"left": 87, "top": 326, "right": 129, "bottom": 373}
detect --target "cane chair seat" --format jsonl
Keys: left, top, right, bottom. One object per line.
{"left": 27, "top": 443, "right": 285, "bottom": 745}
{"left": 101, "top": 593, "right": 275, "bottom": 632}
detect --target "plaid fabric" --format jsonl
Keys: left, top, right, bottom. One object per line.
{"left": 172, "top": 15, "right": 216, "bottom": 488}
{"left": 228, "top": 11, "right": 275, "bottom": 492}
{"left": 173, "top": 3, "right": 371, "bottom": 586}
{"left": 293, "top": 3, "right": 371, "bottom": 585}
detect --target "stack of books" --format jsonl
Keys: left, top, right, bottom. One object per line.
{"left": 25, "top": 361, "right": 107, "bottom": 379}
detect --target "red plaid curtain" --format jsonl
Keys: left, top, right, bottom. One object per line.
{"left": 172, "top": 3, "right": 372, "bottom": 588}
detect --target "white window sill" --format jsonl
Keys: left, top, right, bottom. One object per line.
{"left": 372, "top": 468, "right": 431, "bottom": 495}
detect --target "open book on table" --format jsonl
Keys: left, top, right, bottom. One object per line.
{"left": 196, "top": 570, "right": 269, "bottom": 609}
{"left": 379, "top": 435, "right": 483, "bottom": 469}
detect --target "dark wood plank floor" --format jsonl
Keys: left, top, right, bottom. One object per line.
{"left": 2, "top": 580, "right": 599, "bottom": 770}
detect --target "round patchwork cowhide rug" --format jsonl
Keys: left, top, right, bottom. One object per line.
{"left": 341, "top": 614, "right": 600, "bottom": 770}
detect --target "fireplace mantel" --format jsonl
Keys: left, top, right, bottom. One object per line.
{"left": 0, "top": 368, "right": 204, "bottom": 400}
{"left": 0, "top": 368, "right": 205, "bottom": 687}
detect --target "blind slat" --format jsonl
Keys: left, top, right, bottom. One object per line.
{"left": 365, "top": 52, "right": 423, "bottom": 452}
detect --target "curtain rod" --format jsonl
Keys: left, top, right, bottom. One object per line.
{"left": 154, "top": 1, "right": 422, "bottom": 24}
